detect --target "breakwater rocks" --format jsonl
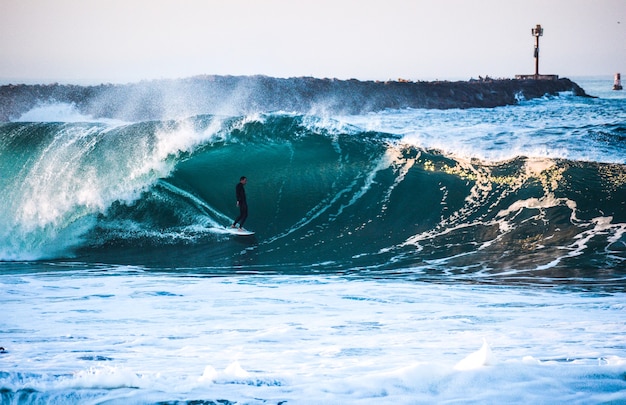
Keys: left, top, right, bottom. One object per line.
{"left": 0, "top": 75, "right": 589, "bottom": 121}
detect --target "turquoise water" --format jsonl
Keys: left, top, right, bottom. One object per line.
{"left": 1, "top": 77, "right": 625, "bottom": 403}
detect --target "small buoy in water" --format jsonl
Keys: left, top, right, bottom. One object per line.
{"left": 613, "top": 73, "right": 623, "bottom": 90}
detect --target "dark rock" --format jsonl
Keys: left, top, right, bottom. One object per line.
{"left": 0, "top": 75, "right": 590, "bottom": 122}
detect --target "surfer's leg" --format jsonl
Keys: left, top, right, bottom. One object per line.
{"left": 234, "top": 203, "right": 247, "bottom": 228}
{"left": 239, "top": 204, "right": 248, "bottom": 228}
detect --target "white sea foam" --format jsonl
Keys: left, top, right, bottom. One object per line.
{"left": 454, "top": 339, "right": 497, "bottom": 370}
{"left": 1, "top": 271, "right": 624, "bottom": 403}
{"left": 339, "top": 91, "right": 626, "bottom": 165}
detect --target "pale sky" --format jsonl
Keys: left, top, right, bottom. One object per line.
{"left": 1, "top": 0, "right": 624, "bottom": 84}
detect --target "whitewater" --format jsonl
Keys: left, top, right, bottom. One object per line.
{"left": 1, "top": 77, "right": 625, "bottom": 404}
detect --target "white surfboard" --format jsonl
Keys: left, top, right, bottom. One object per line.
{"left": 223, "top": 227, "right": 255, "bottom": 236}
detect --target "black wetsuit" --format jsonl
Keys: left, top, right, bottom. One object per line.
{"left": 233, "top": 182, "right": 247, "bottom": 228}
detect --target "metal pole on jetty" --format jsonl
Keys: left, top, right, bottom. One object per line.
{"left": 515, "top": 24, "right": 557, "bottom": 81}
{"left": 531, "top": 24, "right": 543, "bottom": 77}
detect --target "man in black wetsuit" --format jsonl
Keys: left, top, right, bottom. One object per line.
{"left": 232, "top": 176, "right": 248, "bottom": 229}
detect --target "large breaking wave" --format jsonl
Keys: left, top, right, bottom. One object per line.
{"left": 1, "top": 111, "right": 625, "bottom": 284}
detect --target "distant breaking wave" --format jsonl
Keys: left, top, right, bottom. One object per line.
{"left": 1, "top": 113, "right": 624, "bottom": 286}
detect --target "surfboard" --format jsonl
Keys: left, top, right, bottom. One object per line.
{"left": 223, "top": 227, "right": 255, "bottom": 236}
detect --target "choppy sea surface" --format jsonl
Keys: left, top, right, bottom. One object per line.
{"left": 1, "top": 76, "right": 625, "bottom": 404}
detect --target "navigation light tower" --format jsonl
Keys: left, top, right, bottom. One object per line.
{"left": 532, "top": 24, "right": 543, "bottom": 77}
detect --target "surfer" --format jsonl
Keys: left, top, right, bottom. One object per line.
{"left": 232, "top": 176, "right": 248, "bottom": 229}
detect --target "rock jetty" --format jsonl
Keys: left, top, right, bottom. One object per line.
{"left": 0, "top": 75, "right": 590, "bottom": 121}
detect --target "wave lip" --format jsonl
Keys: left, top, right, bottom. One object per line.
{"left": 0, "top": 115, "right": 228, "bottom": 261}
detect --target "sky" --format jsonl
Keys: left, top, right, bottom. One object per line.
{"left": 1, "top": 0, "right": 624, "bottom": 84}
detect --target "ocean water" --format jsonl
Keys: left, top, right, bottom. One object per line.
{"left": 1, "top": 77, "right": 625, "bottom": 404}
